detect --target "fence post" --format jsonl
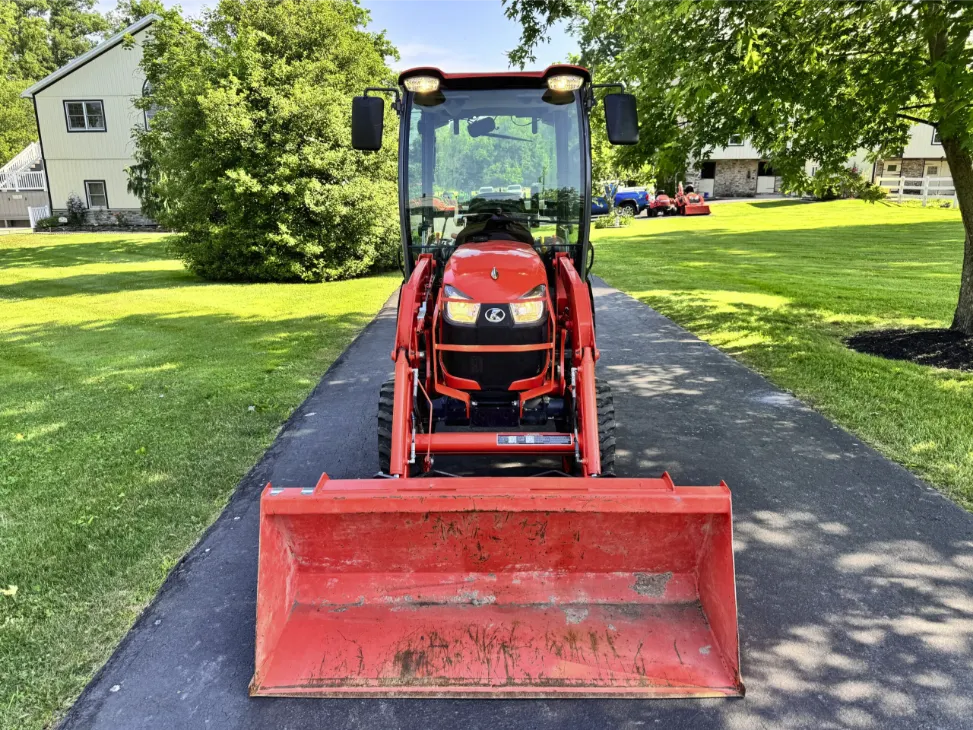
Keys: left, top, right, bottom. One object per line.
{"left": 922, "top": 177, "right": 928, "bottom": 207}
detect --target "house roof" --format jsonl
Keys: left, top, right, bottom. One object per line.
{"left": 21, "top": 14, "right": 160, "bottom": 98}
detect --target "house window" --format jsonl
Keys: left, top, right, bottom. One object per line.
{"left": 926, "top": 165, "right": 939, "bottom": 176}
{"left": 728, "top": 135, "right": 743, "bottom": 146}
{"left": 84, "top": 180, "right": 109, "bottom": 209}
{"left": 932, "top": 129, "right": 941, "bottom": 145}
{"left": 757, "top": 161, "right": 777, "bottom": 176}
{"left": 700, "top": 161, "right": 716, "bottom": 179}
{"left": 142, "top": 80, "right": 159, "bottom": 129}
{"left": 65, "top": 100, "right": 106, "bottom": 131}
{"left": 885, "top": 163, "right": 899, "bottom": 173}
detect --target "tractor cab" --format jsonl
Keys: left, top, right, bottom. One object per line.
{"left": 351, "top": 66, "right": 640, "bottom": 450}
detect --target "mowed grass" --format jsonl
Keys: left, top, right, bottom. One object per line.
{"left": 0, "top": 233, "right": 398, "bottom": 729}
{"left": 594, "top": 199, "right": 973, "bottom": 507}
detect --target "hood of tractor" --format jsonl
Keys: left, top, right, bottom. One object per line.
{"left": 443, "top": 241, "right": 546, "bottom": 302}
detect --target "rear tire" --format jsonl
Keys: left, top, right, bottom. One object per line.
{"left": 620, "top": 201, "right": 637, "bottom": 217}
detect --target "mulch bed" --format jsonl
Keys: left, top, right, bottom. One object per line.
{"left": 846, "top": 328, "right": 973, "bottom": 371}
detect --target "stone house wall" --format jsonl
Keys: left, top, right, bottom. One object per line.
{"left": 52, "top": 208, "right": 156, "bottom": 226}
{"left": 714, "top": 159, "right": 758, "bottom": 198}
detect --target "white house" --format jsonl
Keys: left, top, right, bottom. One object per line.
{"left": 19, "top": 14, "right": 158, "bottom": 225}
{"left": 688, "top": 136, "right": 783, "bottom": 199}
{"left": 873, "top": 123, "right": 949, "bottom": 181}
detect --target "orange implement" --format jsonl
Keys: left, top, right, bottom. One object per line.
{"left": 684, "top": 203, "right": 711, "bottom": 215}
{"left": 250, "top": 474, "right": 743, "bottom": 698}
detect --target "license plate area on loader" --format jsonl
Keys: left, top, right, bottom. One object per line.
{"left": 251, "top": 476, "right": 743, "bottom": 698}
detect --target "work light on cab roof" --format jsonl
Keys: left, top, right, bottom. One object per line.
{"left": 250, "top": 64, "right": 742, "bottom": 701}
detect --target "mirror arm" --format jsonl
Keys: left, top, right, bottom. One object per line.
{"left": 364, "top": 86, "right": 402, "bottom": 115}
{"left": 587, "top": 82, "right": 626, "bottom": 110}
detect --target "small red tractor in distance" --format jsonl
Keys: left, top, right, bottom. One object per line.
{"left": 674, "top": 182, "right": 711, "bottom": 216}
{"left": 251, "top": 65, "right": 742, "bottom": 699}
{"left": 649, "top": 189, "right": 676, "bottom": 216}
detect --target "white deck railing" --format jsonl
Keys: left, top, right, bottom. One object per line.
{"left": 876, "top": 176, "right": 957, "bottom": 205}
{"left": 0, "top": 141, "right": 41, "bottom": 175}
{"left": 0, "top": 169, "right": 46, "bottom": 191}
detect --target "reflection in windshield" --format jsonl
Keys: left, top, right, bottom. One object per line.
{"left": 406, "top": 88, "right": 583, "bottom": 254}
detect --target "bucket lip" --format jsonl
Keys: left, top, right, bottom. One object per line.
{"left": 260, "top": 475, "right": 733, "bottom": 516}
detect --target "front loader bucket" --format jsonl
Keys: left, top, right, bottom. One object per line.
{"left": 251, "top": 474, "right": 742, "bottom": 698}
{"left": 685, "top": 203, "right": 711, "bottom": 215}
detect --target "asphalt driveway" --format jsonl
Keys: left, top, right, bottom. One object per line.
{"left": 60, "top": 279, "right": 973, "bottom": 730}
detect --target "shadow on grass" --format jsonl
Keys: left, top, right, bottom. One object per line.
{"left": 742, "top": 199, "right": 810, "bottom": 209}
{"left": 0, "top": 269, "right": 208, "bottom": 300}
{"left": 0, "top": 235, "right": 173, "bottom": 268}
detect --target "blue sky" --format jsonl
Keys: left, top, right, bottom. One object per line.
{"left": 95, "top": 0, "right": 578, "bottom": 72}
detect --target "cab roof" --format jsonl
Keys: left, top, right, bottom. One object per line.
{"left": 398, "top": 64, "right": 590, "bottom": 91}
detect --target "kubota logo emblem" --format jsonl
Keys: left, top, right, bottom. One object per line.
{"left": 485, "top": 307, "right": 506, "bottom": 323}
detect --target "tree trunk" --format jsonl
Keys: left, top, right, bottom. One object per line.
{"left": 941, "top": 137, "right": 973, "bottom": 334}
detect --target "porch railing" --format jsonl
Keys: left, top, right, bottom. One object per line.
{"left": 0, "top": 169, "right": 46, "bottom": 191}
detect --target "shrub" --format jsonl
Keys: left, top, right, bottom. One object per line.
{"left": 594, "top": 208, "right": 635, "bottom": 229}
{"left": 790, "top": 166, "right": 887, "bottom": 202}
{"left": 133, "top": 0, "right": 400, "bottom": 282}
{"left": 33, "top": 215, "right": 62, "bottom": 229}
{"left": 65, "top": 194, "right": 87, "bottom": 225}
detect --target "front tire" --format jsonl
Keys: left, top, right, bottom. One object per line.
{"left": 567, "top": 379, "right": 616, "bottom": 476}
{"left": 595, "top": 380, "right": 617, "bottom": 476}
{"left": 377, "top": 377, "right": 395, "bottom": 474}
{"left": 378, "top": 375, "right": 434, "bottom": 475}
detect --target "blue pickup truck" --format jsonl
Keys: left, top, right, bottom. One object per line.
{"left": 591, "top": 183, "right": 650, "bottom": 216}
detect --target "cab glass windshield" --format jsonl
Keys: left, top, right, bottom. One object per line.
{"left": 405, "top": 87, "right": 584, "bottom": 255}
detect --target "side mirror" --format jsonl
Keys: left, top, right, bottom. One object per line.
{"left": 468, "top": 117, "right": 496, "bottom": 138}
{"left": 352, "top": 96, "right": 384, "bottom": 151}
{"left": 604, "top": 93, "right": 639, "bottom": 145}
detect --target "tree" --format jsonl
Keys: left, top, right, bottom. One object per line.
{"left": 505, "top": 0, "right": 973, "bottom": 334}
{"left": 0, "top": 0, "right": 108, "bottom": 164}
{"left": 133, "top": 0, "right": 400, "bottom": 282}
{"left": 105, "top": 0, "right": 164, "bottom": 34}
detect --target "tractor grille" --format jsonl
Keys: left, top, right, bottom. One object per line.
{"left": 441, "top": 304, "right": 546, "bottom": 390}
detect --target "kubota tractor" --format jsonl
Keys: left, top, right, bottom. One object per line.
{"left": 251, "top": 65, "right": 742, "bottom": 698}
{"left": 675, "top": 183, "right": 711, "bottom": 216}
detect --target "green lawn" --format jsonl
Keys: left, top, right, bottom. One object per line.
{"left": 594, "top": 199, "right": 973, "bottom": 508}
{"left": 0, "top": 233, "right": 398, "bottom": 729}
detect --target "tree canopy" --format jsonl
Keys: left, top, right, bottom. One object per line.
{"left": 133, "top": 0, "right": 400, "bottom": 282}
{"left": 505, "top": 0, "right": 973, "bottom": 333}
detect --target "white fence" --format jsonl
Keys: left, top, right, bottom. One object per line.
{"left": 28, "top": 205, "right": 51, "bottom": 229}
{"left": 876, "top": 176, "right": 957, "bottom": 205}
{"left": 0, "top": 169, "right": 46, "bottom": 191}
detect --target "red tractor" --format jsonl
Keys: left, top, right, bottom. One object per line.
{"left": 674, "top": 183, "right": 711, "bottom": 216}
{"left": 649, "top": 189, "right": 676, "bottom": 216}
{"left": 251, "top": 65, "right": 741, "bottom": 699}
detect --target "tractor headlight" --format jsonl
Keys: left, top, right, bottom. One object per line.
{"left": 546, "top": 74, "right": 585, "bottom": 92}
{"left": 403, "top": 75, "right": 440, "bottom": 94}
{"left": 510, "top": 285, "right": 546, "bottom": 324}
{"left": 444, "top": 285, "right": 480, "bottom": 324}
